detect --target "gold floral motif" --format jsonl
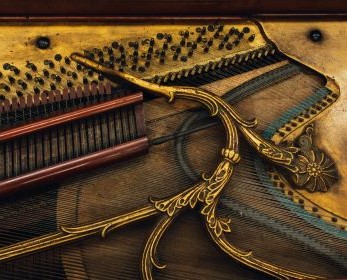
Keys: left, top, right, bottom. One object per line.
{"left": 291, "top": 125, "right": 338, "bottom": 192}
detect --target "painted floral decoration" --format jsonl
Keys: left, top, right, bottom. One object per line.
{"left": 291, "top": 125, "right": 338, "bottom": 192}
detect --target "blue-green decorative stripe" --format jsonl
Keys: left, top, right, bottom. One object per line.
{"left": 263, "top": 87, "right": 330, "bottom": 140}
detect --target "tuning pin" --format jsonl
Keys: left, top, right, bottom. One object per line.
{"left": 3, "top": 63, "right": 10, "bottom": 70}
{"left": 218, "top": 25, "right": 224, "bottom": 32}
{"left": 0, "top": 72, "right": 2, "bottom": 79}
{"left": 133, "top": 41, "right": 139, "bottom": 49}
{"left": 223, "top": 35, "right": 230, "bottom": 42}
{"left": 44, "top": 60, "right": 55, "bottom": 68}
{"left": 184, "top": 30, "right": 190, "bottom": 38}
{"left": 166, "top": 34, "right": 172, "bottom": 43}
{"left": 98, "top": 74, "right": 104, "bottom": 81}
{"left": 83, "top": 76, "right": 88, "bottom": 84}
{"left": 107, "top": 47, "right": 113, "bottom": 55}
{"left": 16, "top": 90, "right": 23, "bottom": 97}
{"left": 180, "top": 56, "right": 187, "bottom": 62}
{"left": 8, "top": 76, "right": 15, "bottom": 84}
{"left": 180, "top": 38, "right": 186, "bottom": 46}
{"left": 111, "top": 41, "right": 119, "bottom": 49}
{"left": 156, "top": 33, "right": 164, "bottom": 40}
{"left": 173, "top": 53, "right": 178, "bottom": 61}
{"left": 64, "top": 56, "right": 71, "bottom": 64}
{"left": 229, "top": 27, "right": 236, "bottom": 35}
{"left": 248, "top": 34, "right": 255, "bottom": 42}
{"left": 0, "top": 83, "right": 10, "bottom": 92}
{"left": 50, "top": 83, "right": 56, "bottom": 90}
{"left": 60, "top": 66, "right": 66, "bottom": 74}
{"left": 204, "top": 46, "right": 209, "bottom": 53}
{"left": 218, "top": 42, "right": 225, "bottom": 49}
{"left": 226, "top": 43, "right": 233, "bottom": 50}
{"left": 76, "top": 64, "right": 83, "bottom": 71}
{"left": 188, "top": 49, "right": 194, "bottom": 57}
{"left": 72, "top": 72, "right": 78, "bottom": 79}
{"left": 13, "top": 67, "right": 20, "bottom": 75}
{"left": 138, "top": 66, "right": 145, "bottom": 72}
{"left": 35, "top": 77, "right": 44, "bottom": 85}
{"left": 238, "top": 32, "right": 244, "bottom": 39}
{"left": 55, "top": 75, "right": 62, "bottom": 83}
{"left": 25, "top": 72, "right": 33, "bottom": 80}
{"left": 208, "top": 25, "right": 215, "bottom": 32}
{"left": 33, "top": 86, "right": 40, "bottom": 94}
{"left": 243, "top": 27, "right": 250, "bottom": 33}
{"left": 55, "top": 54, "right": 62, "bottom": 62}
{"left": 0, "top": 94, "right": 5, "bottom": 100}
{"left": 18, "top": 80, "right": 27, "bottom": 90}
{"left": 43, "top": 69, "right": 50, "bottom": 77}
{"left": 207, "top": 38, "right": 213, "bottom": 46}
{"left": 201, "top": 27, "right": 206, "bottom": 35}
{"left": 145, "top": 60, "right": 150, "bottom": 67}
{"left": 163, "top": 42, "right": 168, "bottom": 50}
{"left": 26, "top": 62, "right": 37, "bottom": 72}
{"left": 67, "top": 80, "right": 73, "bottom": 87}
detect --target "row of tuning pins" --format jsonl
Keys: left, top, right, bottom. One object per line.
{"left": 82, "top": 24, "right": 256, "bottom": 74}
{"left": 0, "top": 54, "right": 105, "bottom": 100}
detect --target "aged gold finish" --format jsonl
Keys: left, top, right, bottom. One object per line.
{"left": 0, "top": 52, "right": 338, "bottom": 279}
{"left": 0, "top": 20, "right": 267, "bottom": 101}
{"left": 260, "top": 20, "right": 347, "bottom": 227}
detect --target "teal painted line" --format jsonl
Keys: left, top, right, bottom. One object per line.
{"left": 224, "top": 63, "right": 300, "bottom": 104}
{"left": 263, "top": 87, "right": 330, "bottom": 140}
{"left": 254, "top": 156, "right": 347, "bottom": 240}
{"left": 220, "top": 197, "right": 347, "bottom": 268}
{"left": 260, "top": 86, "right": 347, "bottom": 240}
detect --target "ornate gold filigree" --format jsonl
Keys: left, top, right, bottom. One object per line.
{"left": 0, "top": 53, "right": 337, "bottom": 280}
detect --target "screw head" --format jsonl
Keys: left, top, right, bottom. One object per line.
{"left": 309, "top": 29, "right": 323, "bottom": 42}
{"left": 36, "top": 37, "right": 51, "bottom": 49}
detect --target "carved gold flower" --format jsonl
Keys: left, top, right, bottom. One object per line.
{"left": 293, "top": 150, "right": 338, "bottom": 192}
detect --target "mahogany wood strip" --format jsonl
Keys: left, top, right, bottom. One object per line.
{"left": 0, "top": 1, "right": 345, "bottom": 16}
{"left": 0, "top": 92, "right": 143, "bottom": 142}
{"left": 135, "top": 103, "right": 147, "bottom": 137}
{"left": 0, "top": 137, "right": 148, "bottom": 197}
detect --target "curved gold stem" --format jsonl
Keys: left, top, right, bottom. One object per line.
{"left": 141, "top": 214, "right": 178, "bottom": 280}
